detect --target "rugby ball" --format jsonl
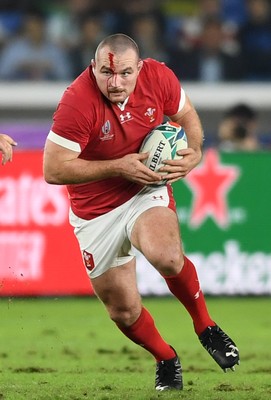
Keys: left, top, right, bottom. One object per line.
{"left": 139, "top": 121, "right": 188, "bottom": 185}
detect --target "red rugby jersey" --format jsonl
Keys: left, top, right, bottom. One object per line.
{"left": 50, "top": 58, "right": 184, "bottom": 220}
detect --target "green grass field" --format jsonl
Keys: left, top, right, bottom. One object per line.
{"left": 1, "top": 296, "right": 270, "bottom": 400}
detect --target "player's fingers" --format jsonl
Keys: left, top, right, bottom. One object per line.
{"left": 161, "top": 159, "right": 184, "bottom": 167}
{"left": 176, "top": 148, "right": 192, "bottom": 157}
{"left": 142, "top": 170, "right": 162, "bottom": 182}
{"left": 137, "top": 166, "right": 163, "bottom": 183}
{"left": 137, "top": 152, "right": 149, "bottom": 161}
{"left": 1, "top": 150, "right": 11, "bottom": 165}
{"left": 165, "top": 170, "right": 187, "bottom": 183}
{"left": 159, "top": 164, "right": 188, "bottom": 174}
{"left": 137, "top": 178, "right": 161, "bottom": 185}
{"left": 1, "top": 134, "right": 17, "bottom": 146}
{"left": 132, "top": 173, "right": 161, "bottom": 185}
{"left": 0, "top": 145, "right": 9, "bottom": 164}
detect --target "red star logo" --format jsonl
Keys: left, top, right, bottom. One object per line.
{"left": 184, "top": 149, "right": 239, "bottom": 228}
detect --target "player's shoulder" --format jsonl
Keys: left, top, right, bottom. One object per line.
{"left": 143, "top": 58, "right": 168, "bottom": 73}
{"left": 142, "top": 58, "right": 178, "bottom": 82}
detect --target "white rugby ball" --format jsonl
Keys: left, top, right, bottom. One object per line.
{"left": 139, "top": 121, "right": 188, "bottom": 185}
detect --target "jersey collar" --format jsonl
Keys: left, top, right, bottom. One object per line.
{"left": 117, "top": 96, "right": 129, "bottom": 111}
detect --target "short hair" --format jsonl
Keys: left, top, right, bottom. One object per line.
{"left": 95, "top": 33, "right": 140, "bottom": 60}
{"left": 224, "top": 103, "right": 257, "bottom": 121}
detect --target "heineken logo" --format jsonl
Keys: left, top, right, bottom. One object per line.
{"left": 184, "top": 149, "right": 240, "bottom": 228}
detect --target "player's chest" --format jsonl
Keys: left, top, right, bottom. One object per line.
{"left": 89, "top": 100, "right": 164, "bottom": 158}
{"left": 101, "top": 101, "right": 162, "bottom": 138}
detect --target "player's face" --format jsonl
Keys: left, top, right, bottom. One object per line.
{"left": 92, "top": 47, "right": 143, "bottom": 103}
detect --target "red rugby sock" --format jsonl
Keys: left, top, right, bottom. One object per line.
{"left": 116, "top": 307, "right": 175, "bottom": 361}
{"left": 164, "top": 256, "right": 215, "bottom": 335}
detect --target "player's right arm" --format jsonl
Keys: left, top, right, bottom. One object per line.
{"left": 43, "top": 139, "right": 162, "bottom": 186}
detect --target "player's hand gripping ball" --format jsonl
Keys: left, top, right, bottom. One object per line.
{"left": 139, "top": 121, "right": 188, "bottom": 185}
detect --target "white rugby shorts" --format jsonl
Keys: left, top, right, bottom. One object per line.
{"left": 69, "top": 185, "right": 175, "bottom": 279}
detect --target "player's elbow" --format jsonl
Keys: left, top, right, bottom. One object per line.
{"left": 43, "top": 173, "right": 59, "bottom": 185}
{"left": 43, "top": 167, "right": 63, "bottom": 185}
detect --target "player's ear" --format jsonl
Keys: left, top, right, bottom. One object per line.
{"left": 138, "top": 59, "right": 143, "bottom": 73}
{"left": 91, "top": 59, "right": 96, "bottom": 75}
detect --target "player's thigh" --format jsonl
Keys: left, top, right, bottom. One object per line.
{"left": 130, "top": 206, "right": 183, "bottom": 271}
{"left": 91, "top": 258, "right": 142, "bottom": 325}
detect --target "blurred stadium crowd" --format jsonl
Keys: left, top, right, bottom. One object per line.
{"left": 0, "top": 0, "right": 271, "bottom": 82}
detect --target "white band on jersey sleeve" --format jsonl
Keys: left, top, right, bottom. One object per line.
{"left": 178, "top": 87, "right": 186, "bottom": 112}
{"left": 47, "top": 130, "right": 81, "bottom": 152}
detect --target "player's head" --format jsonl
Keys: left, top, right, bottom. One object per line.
{"left": 91, "top": 33, "right": 143, "bottom": 103}
{"left": 218, "top": 103, "right": 258, "bottom": 143}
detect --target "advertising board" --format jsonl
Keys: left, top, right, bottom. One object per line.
{"left": 1, "top": 149, "right": 270, "bottom": 296}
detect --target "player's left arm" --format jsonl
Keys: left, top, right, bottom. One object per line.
{"left": 160, "top": 95, "right": 204, "bottom": 183}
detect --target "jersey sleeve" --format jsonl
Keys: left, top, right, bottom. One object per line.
{"left": 154, "top": 60, "right": 185, "bottom": 117}
{"left": 50, "top": 102, "right": 93, "bottom": 152}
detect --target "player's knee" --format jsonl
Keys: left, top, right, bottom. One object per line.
{"left": 148, "top": 250, "right": 184, "bottom": 276}
{"left": 109, "top": 305, "right": 140, "bottom": 327}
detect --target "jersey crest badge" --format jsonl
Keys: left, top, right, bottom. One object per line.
{"left": 144, "top": 107, "right": 156, "bottom": 123}
{"left": 100, "top": 120, "right": 114, "bottom": 141}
